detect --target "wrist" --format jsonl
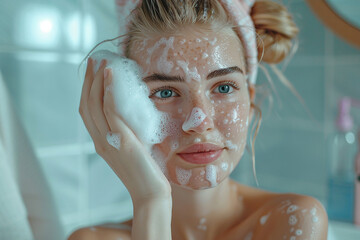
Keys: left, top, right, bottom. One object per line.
{"left": 132, "top": 197, "right": 173, "bottom": 240}
{"left": 133, "top": 194, "right": 172, "bottom": 208}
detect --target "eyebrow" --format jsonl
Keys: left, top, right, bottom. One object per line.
{"left": 142, "top": 66, "right": 244, "bottom": 83}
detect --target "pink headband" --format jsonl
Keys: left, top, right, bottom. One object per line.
{"left": 115, "top": 0, "right": 258, "bottom": 84}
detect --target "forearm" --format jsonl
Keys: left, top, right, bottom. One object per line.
{"left": 132, "top": 197, "right": 173, "bottom": 240}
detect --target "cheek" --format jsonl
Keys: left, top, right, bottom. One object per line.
{"left": 215, "top": 101, "right": 250, "bottom": 143}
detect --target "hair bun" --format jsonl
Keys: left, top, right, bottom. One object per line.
{"left": 250, "top": 0, "right": 299, "bottom": 64}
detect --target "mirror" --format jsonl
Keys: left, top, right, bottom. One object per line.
{"left": 306, "top": 0, "right": 360, "bottom": 48}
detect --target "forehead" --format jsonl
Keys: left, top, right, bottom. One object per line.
{"left": 130, "top": 28, "right": 246, "bottom": 76}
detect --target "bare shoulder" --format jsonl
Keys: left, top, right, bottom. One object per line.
{"left": 67, "top": 220, "right": 132, "bottom": 240}
{"left": 228, "top": 181, "right": 328, "bottom": 240}
{"left": 253, "top": 193, "right": 328, "bottom": 240}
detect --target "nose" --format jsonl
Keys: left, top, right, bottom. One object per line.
{"left": 182, "top": 101, "right": 214, "bottom": 134}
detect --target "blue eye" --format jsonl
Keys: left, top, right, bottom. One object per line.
{"left": 215, "top": 84, "right": 233, "bottom": 94}
{"left": 157, "top": 89, "right": 173, "bottom": 98}
{"left": 150, "top": 87, "right": 179, "bottom": 100}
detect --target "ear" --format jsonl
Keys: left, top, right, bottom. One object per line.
{"left": 248, "top": 84, "right": 256, "bottom": 121}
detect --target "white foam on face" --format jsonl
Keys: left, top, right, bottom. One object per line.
{"left": 225, "top": 140, "right": 238, "bottom": 150}
{"left": 146, "top": 37, "right": 175, "bottom": 74}
{"left": 212, "top": 46, "right": 226, "bottom": 68}
{"left": 206, "top": 165, "right": 217, "bottom": 187}
{"left": 260, "top": 212, "right": 271, "bottom": 225}
{"left": 178, "top": 108, "right": 182, "bottom": 113}
{"left": 231, "top": 108, "right": 240, "bottom": 124}
{"left": 91, "top": 50, "right": 173, "bottom": 152}
{"left": 194, "top": 138, "right": 201, "bottom": 143}
{"left": 211, "top": 107, "right": 215, "bottom": 117}
{"left": 205, "top": 90, "right": 210, "bottom": 98}
{"left": 182, "top": 107, "right": 207, "bottom": 131}
{"left": 106, "top": 132, "right": 121, "bottom": 150}
{"left": 158, "top": 37, "right": 175, "bottom": 74}
{"left": 295, "top": 229, "right": 302, "bottom": 236}
{"left": 202, "top": 53, "right": 209, "bottom": 59}
{"left": 221, "top": 162, "right": 228, "bottom": 171}
{"left": 209, "top": 37, "right": 217, "bottom": 45}
{"left": 171, "top": 141, "right": 179, "bottom": 151}
{"left": 176, "top": 60, "right": 201, "bottom": 82}
{"left": 176, "top": 167, "right": 192, "bottom": 185}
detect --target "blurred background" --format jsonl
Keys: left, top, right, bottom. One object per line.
{"left": 0, "top": 0, "right": 359, "bottom": 239}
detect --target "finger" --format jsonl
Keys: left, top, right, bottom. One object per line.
{"left": 88, "top": 59, "right": 111, "bottom": 136}
{"left": 80, "top": 58, "right": 95, "bottom": 109}
{"left": 79, "top": 58, "right": 102, "bottom": 141}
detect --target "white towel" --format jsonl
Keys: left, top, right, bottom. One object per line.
{"left": 0, "top": 137, "right": 34, "bottom": 239}
{"left": 0, "top": 70, "right": 64, "bottom": 240}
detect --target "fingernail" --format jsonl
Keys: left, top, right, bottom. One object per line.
{"left": 104, "top": 68, "right": 109, "bottom": 79}
{"left": 100, "top": 59, "right": 106, "bottom": 67}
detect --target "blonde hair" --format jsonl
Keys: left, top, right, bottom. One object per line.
{"left": 124, "top": 0, "right": 231, "bottom": 57}
{"left": 251, "top": 0, "right": 299, "bottom": 63}
{"left": 89, "top": 0, "right": 299, "bottom": 185}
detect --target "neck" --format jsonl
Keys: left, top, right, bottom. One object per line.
{"left": 170, "top": 178, "right": 244, "bottom": 240}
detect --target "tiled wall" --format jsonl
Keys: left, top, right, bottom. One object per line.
{"left": 0, "top": 0, "right": 133, "bottom": 236}
{"left": 232, "top": 0, "right": 360, "bottom": 220}
{"left": 1, "top": 0, "right": 359, "bottom": 236}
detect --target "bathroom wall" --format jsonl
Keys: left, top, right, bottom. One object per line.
{"left": 0, "top": 0, "right": 132, "bottom": 235}
{"left": 0, "top": 0, "right": 359, "bottom": 236}
{"left": 232, "top": 0, "right": 360, "bottom": 221}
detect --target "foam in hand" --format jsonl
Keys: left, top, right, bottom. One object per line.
{"left": 90, "top": 50, "right": 170, "bottom": 149}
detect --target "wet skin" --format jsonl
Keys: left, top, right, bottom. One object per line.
{"left": 68, "top": 28, "right": 328, "bottom": 240}
{"left": 129, "top": 28, "right": 251, "bottom": 190}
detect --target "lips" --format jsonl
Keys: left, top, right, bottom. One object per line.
{"left": 177, "top": 143, "right": 224, "bottom": 164}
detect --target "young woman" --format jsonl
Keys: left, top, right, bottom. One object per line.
{"left": 70, "top": 0, "right": 328, "bottom": 239}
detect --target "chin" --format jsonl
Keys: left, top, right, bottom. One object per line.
{"left": 169, "top": 172, "right": 228, "bottom": 190}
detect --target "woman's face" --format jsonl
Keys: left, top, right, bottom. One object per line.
{"left": 129, "top": 28, "right": 251, "bottom": 190}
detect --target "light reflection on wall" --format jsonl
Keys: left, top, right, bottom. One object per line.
{"left": 14, "top": 4, "right": 60, "bottom": 48}
{"left": 13, "top": 4, "right": 96, "bottom": 51}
